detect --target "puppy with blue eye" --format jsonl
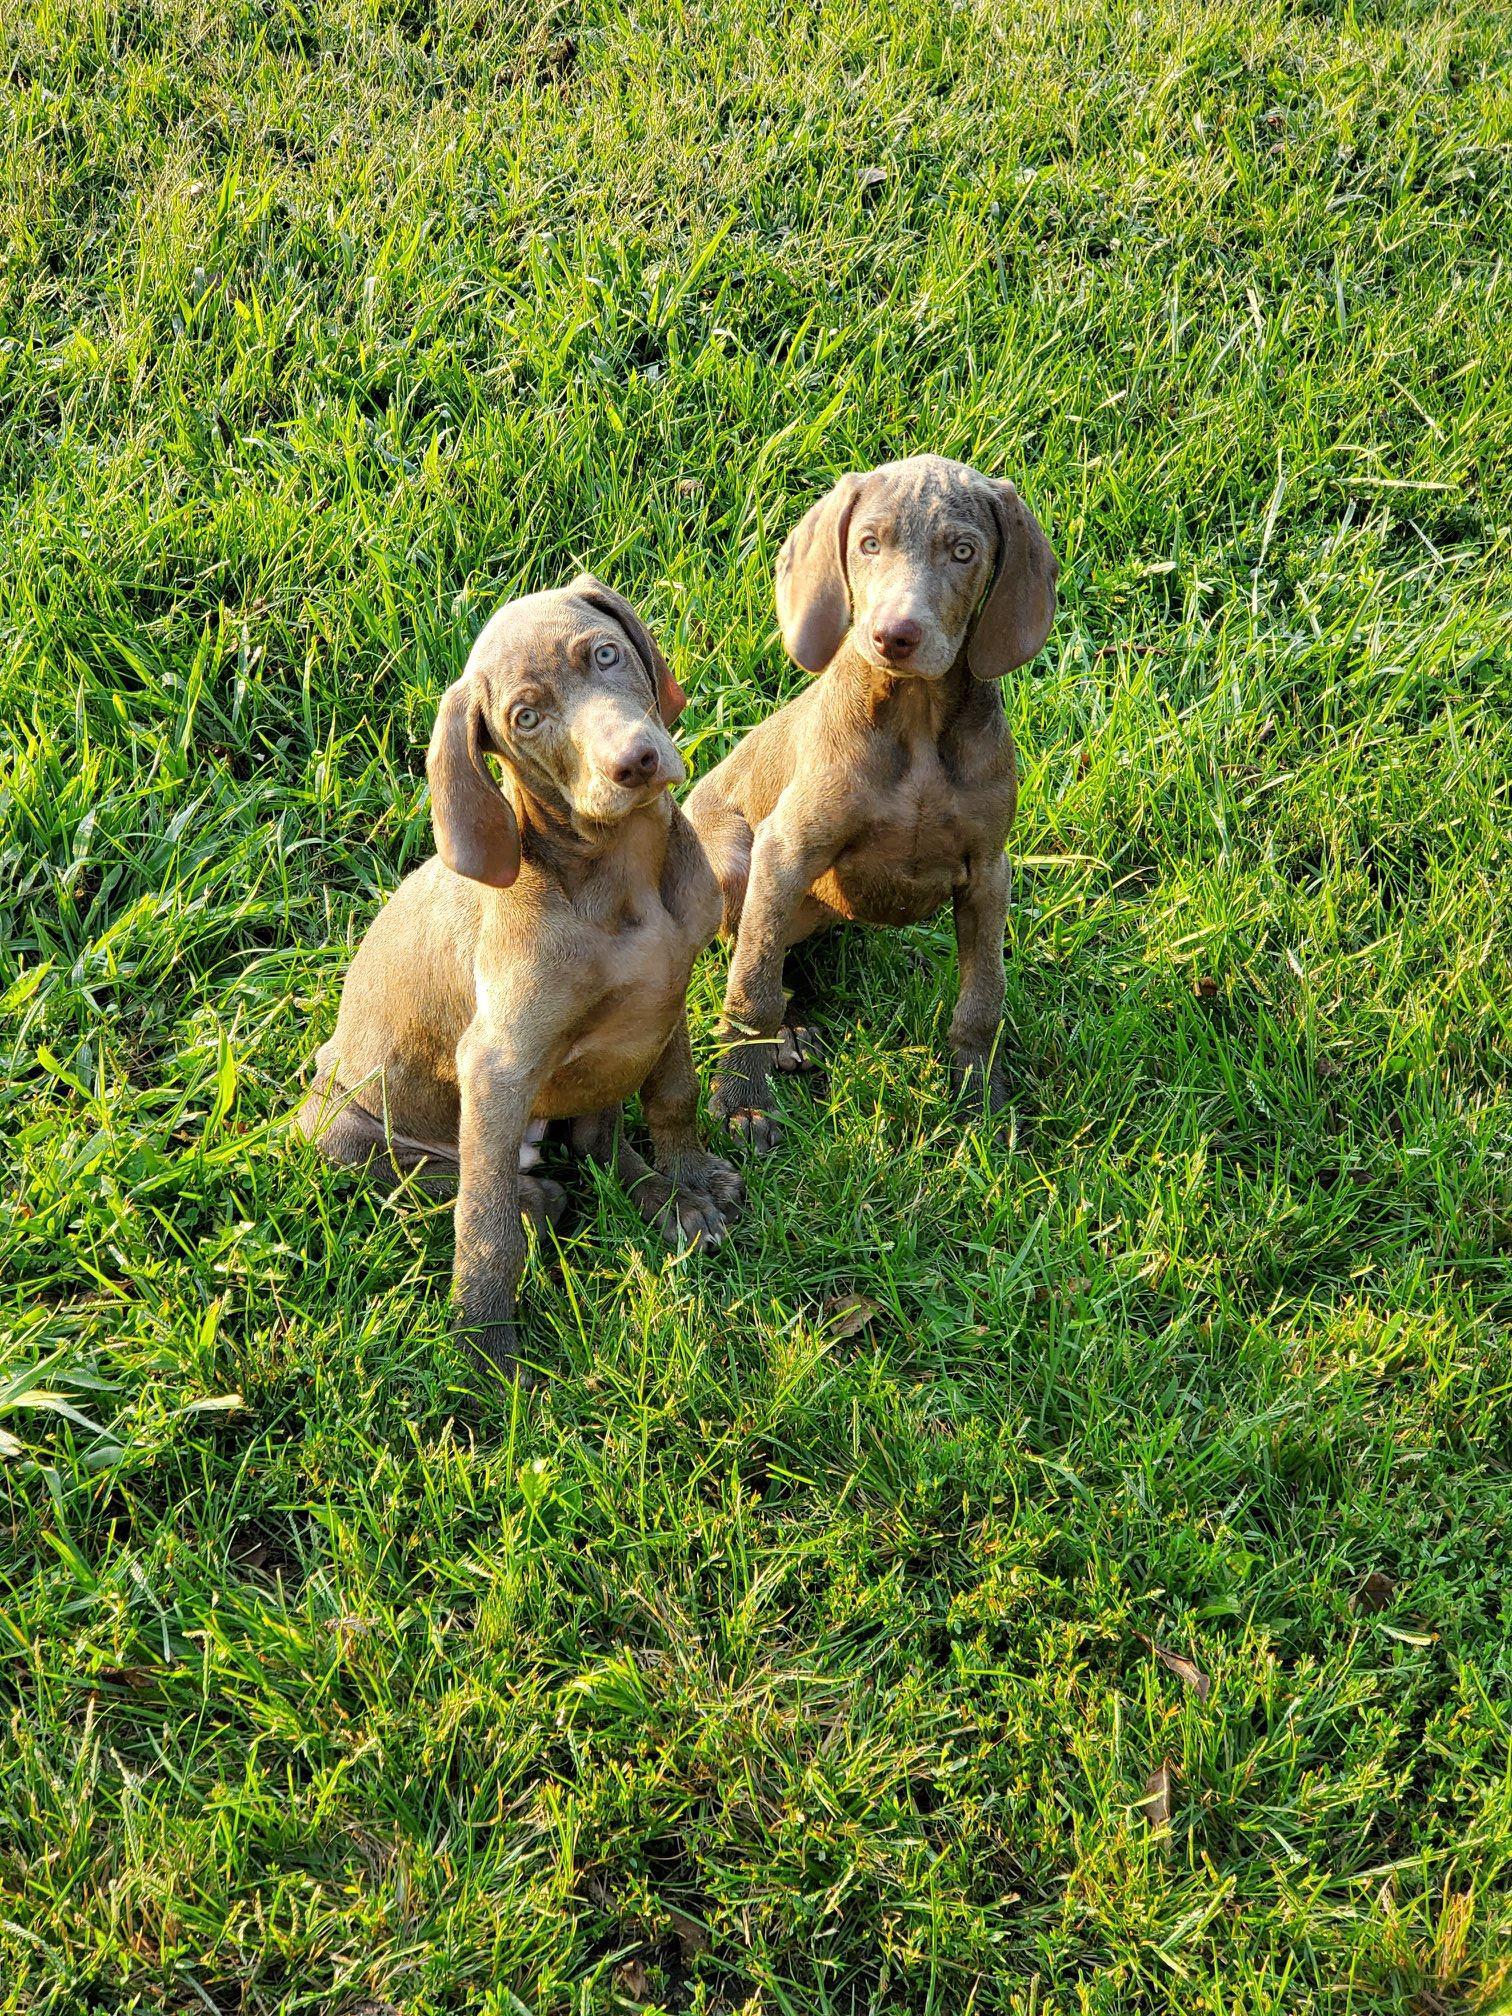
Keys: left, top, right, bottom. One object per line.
{"left": 686, "top": 454, "right": 1058, "bottom": 1150}
{"left": 297, "top": 575, "right": 743, "bottom": 1371}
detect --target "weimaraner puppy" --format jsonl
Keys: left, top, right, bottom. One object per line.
{"left": 297, "top": 575, "right": 744, "bottom": 1369}
{"left": 686, "top": 453, "right": 1058, "bottom": 1151}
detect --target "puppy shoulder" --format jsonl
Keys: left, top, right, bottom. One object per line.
{"left": 471, "top": 899, "right": 590, "bottom": 1062}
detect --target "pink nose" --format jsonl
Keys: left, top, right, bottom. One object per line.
{"left": 872, "top": 616, "right": 922, "bottom": 661}
{"left": 608, "top": 739, "right": 663, "bottom": 788}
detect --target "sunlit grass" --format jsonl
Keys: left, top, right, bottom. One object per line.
{"left": 2, "top": 0, "right": 1511, "bottom": 2010}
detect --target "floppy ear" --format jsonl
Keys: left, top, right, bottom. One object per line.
{"left": 775, "top": 472, "right": 865, "bottom": 673}
{"left": 570, "top": 573, "right": 686, "bottom": 728}
{"left": 968, "top": 480, "right": 1059, "bottom": 681}
{"left": 426, "top": 675, "right": 520, "bottom": 888}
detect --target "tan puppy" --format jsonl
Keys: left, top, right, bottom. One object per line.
{"left": 686, "top": 454, "right": 1058, "bottom": 1150}
{"left": 297, "top": 576, "right": 743, "bottom": 1369}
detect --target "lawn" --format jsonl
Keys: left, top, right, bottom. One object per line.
{"left": 3, "top": 0, "right": 1511, "bottom": 2009}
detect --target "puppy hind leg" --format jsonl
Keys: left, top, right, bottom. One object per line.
{"left": 294, "top": 1076, "right": 459, "bottom": 1195}
{"left": 567, "top": 1107, "right": 621, "bottom": 1165}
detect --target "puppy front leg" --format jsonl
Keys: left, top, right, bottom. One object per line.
{"left": 640, "top": 1014, "right": 745, "bottom": 1241}
{"left": 713, "top": 820, "right": 832, "bottom": 1153}
{"left": 950, "top": 848, "right": 1013, "bottom": 1122}
{"left": 453, "top": 1024, "right": 536, "bottom": 1373}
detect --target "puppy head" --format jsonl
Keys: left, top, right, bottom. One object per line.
{"left": 428, "top": 575, "right": 687, "bottom": 887}
{"left": 775, "top": 454, "right": 1058, "bottom": 682}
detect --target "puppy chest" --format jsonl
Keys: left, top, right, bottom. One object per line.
{"left": 867, "top": 761, "right": 973, "bottom": 876}
{"left": 818, "top": 757, "right": 1011, "bottom": 927}
{"left": 540, "top": 911, "right": 692, "bottom": 1109}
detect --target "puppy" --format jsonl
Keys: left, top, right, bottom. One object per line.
{"left": 297, "top": 576, "right": 744, "bottom": 1368}
{"left": 686, "top": 454, "right": 1058, "bottom": 1149}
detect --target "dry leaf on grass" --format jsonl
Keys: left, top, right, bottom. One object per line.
{"left": 613, "top": 1955, "right": 649, "bottom": 2002}
{"left": 1032, "top": 1276, "right": 1089, "bottom": 1307}
{"left": 1138, "top": 1760, "right": 1172, "bottom": 1830}
{"left": 667, "top": 1908, "right": 709, "bottom": 1960}
{"left": 1352, "top": 1570, "right": 1396, "bottom": 1613}
{"left": 1136, "top": 1632, "right": 1211, "bottom": 1701}
{"left": 90, "top": 1665, "right": 160, "bottom": 1693}
{"left": 823, "top": 1293, "right": 880, "bottom": 1339}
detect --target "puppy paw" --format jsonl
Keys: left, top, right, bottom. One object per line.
{"left": 712, "top": 1043, "right": 780, "bottom": 1152}
{"left": 950, "top": 1050, "right": 1011, "bottom": 1115}
{"left": 661, "top": 1150, "right": 746, "bottom": 1218}
{"left": 628, "top": 1169, "right": 732, "bottom": 1250}
{"left": 729, "top": 1107, "right": 782, "bottom": 1155}
{"left": 519, "top": 1174, "right": 569, "bottom": 1233}
{"left": 774, "top": 1023, "right": 822, "bottom": 1073}
{"left": 460, "top": 1318, "right": 521, "bottom": 1376}
{"left": 669, "top": 1188, "right": 733, "bottom": 1251}
{"left": 951, "top": 1050, "right": 1028, "bottom": 1150}
{"left": 699, "top": 1153, "right": 746, "bottom": 1215}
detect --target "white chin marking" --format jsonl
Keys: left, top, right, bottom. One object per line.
{"left": 518, "top": 1119, "right": 547, "bottom": 1171}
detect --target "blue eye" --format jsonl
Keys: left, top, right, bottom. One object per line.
{"left": 593, "top": 640, "right": 620, "bottom": 667}
{"left": 513, "top": 707, "right": 540, "bottom": 733}
{"left": 952, "top": 540, "right": 976, "bottom": 563}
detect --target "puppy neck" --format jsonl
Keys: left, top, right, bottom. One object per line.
{"left": 510, "top": 775, "right": 671, "bottom": 894}
{"left": 830, "top": 636, "right": 983, "bottom": 738}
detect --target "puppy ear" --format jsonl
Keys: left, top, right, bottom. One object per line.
{"left": 571, "top": 574, "right": 687, "bottom": 728}
{"left": 427, "top": 675, "right": 520, "bottom": 888}
{"left": 775, "top": 472, "right": 865, "bottom": 673}
{"left": 968, "top": 480, "right": 1059, "bottom": 681}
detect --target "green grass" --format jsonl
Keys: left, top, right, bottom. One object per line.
{"left": 3, "top": 0, "right": 1512, "bottom": 2008}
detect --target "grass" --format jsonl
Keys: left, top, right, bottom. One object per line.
{"left": 2, "top": 0, "right": 1511, "bottom": 2008}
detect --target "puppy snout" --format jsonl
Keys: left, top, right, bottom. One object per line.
{"left": 872, "top": 614, "right": 923, "bottom": 663}
{"left": 605, "top": 737, "right": 675, "bottom": 790}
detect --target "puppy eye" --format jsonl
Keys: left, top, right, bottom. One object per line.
{"left": 593, "top": 640, "right": 620, "bottom": 667}
{"left": 951, "top": 540, "right": 976, "bottom": 563}
{"left": 857, "top": 533, "right": 880, "bottom": 556}
{"left": 512, "top": 706, "right": 541, "bottom": 733}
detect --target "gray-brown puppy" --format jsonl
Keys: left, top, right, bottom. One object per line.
{"left": 686, "top": 454, "right": 1058, "bottom": 1150}
{"left": 297, "top": 575, "right": 743, "bottom": 1369}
